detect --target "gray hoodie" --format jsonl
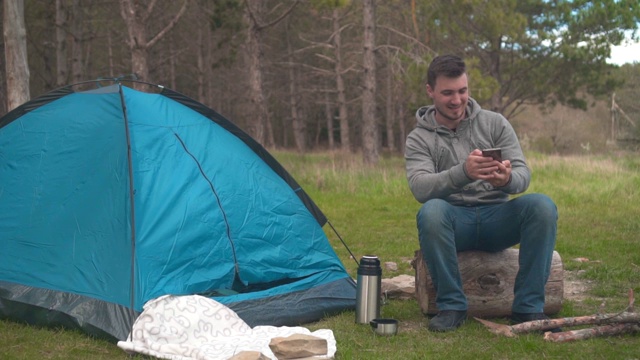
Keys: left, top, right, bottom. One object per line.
{"left": 404, "top": 98, "right": 530, "bottom": 205}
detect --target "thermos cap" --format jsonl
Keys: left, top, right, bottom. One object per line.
{"left": 358, "top": 255, "right": 382, "bottom": 275}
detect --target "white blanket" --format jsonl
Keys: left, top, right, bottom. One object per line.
{"left": 117, "top": 295, "right": 336, "bottom": 360}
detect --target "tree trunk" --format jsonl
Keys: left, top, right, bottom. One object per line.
{"left": 286, "top": 21, "right": 306, "bottom": 153}
{"left": 203, "top": 16, "right": 213, "bottom": 108}
{"left": 385, "top": 65, "right": 395, "bottom": 151}
{"left": 3, "top": 0, "right": 30, "bottom": 111}
{"left": 193, "top": 0, "right": 213, "bottom": 106}
{"left": 287, "top": 66, "right": 306, "bottom": 152}
{"left": 331, "top": 8, "right": 350, "bottom": 151}
{"left": 120, "top": 0, "right": 149, "bottom": 85}
{"left": 244, "top": 0, "right": 268, "bottom": 146}
{"left": 241, "top": 0, "right": 297, "bottom": 148}
{"left": 397, "top": 101, "right": 406, "bottom": 153}
{"left": 361, "top": 0, "right": 379, "bottom": 164}
{"left": 196, "top": 26, "right": 205, "bottom": 103}
{"left": 107, "top": 30, "right": 115, "bottom": 78}
{"left": 488, "top": 38, "right": 503, "bottom": 113}
{"left": 169, "top": 34, "right": 176, "bottom": 89}
{"left": 55, "top": 0, "right": 68, "bottom": 87}
{"left": 324, "top": 93, "right": 335, "bottom": 150}
{"left": 120, "top": 0, "right": 188, "bottom": 89}
{"left": 70, "top": 0, "right": 84, "bottom": 84}
{"left": 0, "top": 38, "right": 7, "bottom": 116}
{"left": 412, "top": 249, "right": 564, "bottom": 317}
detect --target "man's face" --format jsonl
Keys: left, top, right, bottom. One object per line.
{"left": 426, "top": 73, "right": 469, "bottom": 128}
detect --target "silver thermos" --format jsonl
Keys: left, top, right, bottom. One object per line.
{"left": 355, "top": 255, "right": 382, "bottom": 324}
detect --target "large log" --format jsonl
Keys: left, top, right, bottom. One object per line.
{"left": 411, "top": 248, "right": 564, "bottom": 317}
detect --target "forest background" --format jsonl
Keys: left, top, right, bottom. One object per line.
{"left": 2, "top": 0, "right": 640, "bottom": 163}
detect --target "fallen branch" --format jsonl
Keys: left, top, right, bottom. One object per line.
{"left": 475, "top": 289, "right": 638, "bottom": 339}
{"left": 543, "top": 323, "right": 640, "bottom": 343}
{"left": 474, "top": 312, "right": 640, "bottom": 338}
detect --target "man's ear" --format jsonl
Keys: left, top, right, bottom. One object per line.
{"left": 426, "top": 84, "right": 434, "bottom": 98}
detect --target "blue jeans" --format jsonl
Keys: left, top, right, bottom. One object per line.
{"left": 417, "top": 193, "right": 558, "bottom": 313}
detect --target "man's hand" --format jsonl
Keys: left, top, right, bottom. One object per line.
{"left": 464, "top": 149, "right": 511, "bottom": 187}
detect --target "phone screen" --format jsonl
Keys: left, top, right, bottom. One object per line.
{"left": 482, "top": 148, "right": 502, "bottom": 162}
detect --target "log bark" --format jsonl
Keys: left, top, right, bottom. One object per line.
{"left": 412, "top": 249, "right": 564, "bottom": 317}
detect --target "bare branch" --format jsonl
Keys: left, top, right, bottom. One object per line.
{"left": 378, "top": 25, "right": 436, "bottom": 55}
{"left": 315, "top": 53, "right": 336, "bottom": 65}
{"left": 476, "top": 289, "right": 639, "bottom": 340}
{"left": 327, "top": 23, "right": 354, "bottom": 45}
{"left": 544, "top": 324, "right": 640, "bottom": 343}
{"left": 295, "top": 63, "right": 334, "bottom": 76}
{"left": 613, "top": 102, "right": 637, "bottom": 127}
{"left": 146, "top": 0, "right": 189, "bottom": 49}
{"left": 143, "top": 0, "right": 159, "bottom": 23}
{"left": 247, "top": 0, "right": 300, "bottom": 31}
{"left": 298, "top": 34, "right": 335, "bottom": 50}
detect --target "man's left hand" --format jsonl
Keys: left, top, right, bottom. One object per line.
{"left": 486, "top": 160, "right": 512, "bottom": 187}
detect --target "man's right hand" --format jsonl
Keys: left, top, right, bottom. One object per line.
{"left": 465, "top": 149, "right": 501, "bottom": 180}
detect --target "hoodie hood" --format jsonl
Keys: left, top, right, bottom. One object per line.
{"left": 415, "top": 97, "right": 482, "bottom": 132}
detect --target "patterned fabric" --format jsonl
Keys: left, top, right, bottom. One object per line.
{"left": 117, "top": 295, "right": 336, "bottom": 359}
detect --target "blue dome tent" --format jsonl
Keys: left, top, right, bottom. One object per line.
{"left": 0, "top": 81, "right": 356, "bottom": 341}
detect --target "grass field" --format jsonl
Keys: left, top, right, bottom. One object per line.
{"left": 1, "top": 150, "right": 639, "bottom": 359}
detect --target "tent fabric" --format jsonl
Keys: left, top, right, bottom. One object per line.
{"left": 0, "top": 83, "right": 356, "bottom": 341}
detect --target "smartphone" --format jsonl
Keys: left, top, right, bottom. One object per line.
{"left": 482, "top": 148, "right": 502, "bottom": 162}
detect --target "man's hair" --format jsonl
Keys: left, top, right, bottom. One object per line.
{"left": 426, "top": 55, "right": 466, "bottom": 89}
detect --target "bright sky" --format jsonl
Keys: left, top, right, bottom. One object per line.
{"left": 608, "top": 40, "right": 640, "bottom": 65}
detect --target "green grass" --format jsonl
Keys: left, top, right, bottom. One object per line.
{"left": 1, "top": 150, "right": 639, "bottom": 359}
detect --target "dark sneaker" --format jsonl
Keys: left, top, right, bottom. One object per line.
{"left": 428, "top": 310, "right": 467, "bottom": 332}
{"left": 511, "top": 312, "right": 562, "bottom": 333}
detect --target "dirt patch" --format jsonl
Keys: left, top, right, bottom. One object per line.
{"left": 398, "top": 319, "right": 425, "bottom": 333}
{"left": 563, "top": 270, "right": 593, "bottom": 303}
